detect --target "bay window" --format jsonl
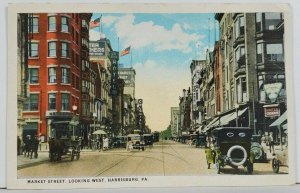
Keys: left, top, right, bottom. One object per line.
{"left": 48, "top": 16, "right": 56, "bottom": 31}
{"left": 61, "top": 16, "right": 69, "bottom": 32}
{"left": 61, "top": 93, "right": 70, "bottom": 111}
{"left": 48, "top": 41, "right": 56, "bottom": 57}
{"left": 61, "top": 42, "right": 69, "bottom": 57}
{"left": 61, "top": 67, "right": 70, "bottom": 84}
{"left": 236, "top": 77, "right": 247, "bottom": 103}
{"left": 234, "top": 16, "right": 244, "bottom": 39}
{"left": 256, "top": 12, "right": 283, "bottom": 32}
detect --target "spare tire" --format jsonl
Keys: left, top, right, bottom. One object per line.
{"left": 227, "top": 145, "right": 247, "bottom": 167}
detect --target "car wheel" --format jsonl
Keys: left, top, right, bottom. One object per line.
{"left": 272, "top": 158, "right": 280, "bottom": 173}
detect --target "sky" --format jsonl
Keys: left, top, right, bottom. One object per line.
{"left": 89, "top": 13, "right": 219, "bottom": 132}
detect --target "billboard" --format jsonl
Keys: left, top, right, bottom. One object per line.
{"left": 118, "top": 70, "right": 135, "bottom": 87}
{"left": 89, "top": 41, "right": 105, "bottom": 56}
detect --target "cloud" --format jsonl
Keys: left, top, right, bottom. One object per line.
{"left": 111, "top": 14, "right": 204, "bottom": 53}
{"left": 133, "top": 59, "right": 191, "bottom": 131}
{"left": 89, "top": 30, "right": 104, "bottom": 41}
{"left": 102, "top": 15, "right": 119, "bottom": 27}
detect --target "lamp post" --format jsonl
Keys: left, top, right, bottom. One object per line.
{"left": 72, "top": 105, "right": 78, "bottom": 137}
{"left": 235, "top": 104, "right": 239, "bottom": 127}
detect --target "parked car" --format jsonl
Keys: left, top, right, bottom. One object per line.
{"left": 126, "top": 134, "right": 145, "bottom": 151}
{"left": 143, "top": 134, "right": 153, "bottom": 146}
{"left": 205, "top": 127, "right": 254, "bottom": 174}
{"left": 112, "top": 136, "right": 126, "bottom": 148}
{"left": 251, "top": 135, "right": 267, "bottom": 162}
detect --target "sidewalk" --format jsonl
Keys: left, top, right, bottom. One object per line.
{"left": 17, "top": 143, "right": 115, "bottom": 169}
{"left": 17, "top": 143, "right": 50, "bottom": 169}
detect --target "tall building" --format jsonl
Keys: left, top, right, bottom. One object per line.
{"left": 118, "top": 67, "right": 136, "bottom": 134}
{"left": 190, "top": 60, "right": 205, "bottom": 132}
{"left": 170, "top": 107, "right": 180, "bottom": 138}
{"left": 210, "top": 13, "right": 286, "bottom": 139}
{"left": 17, "top": 14, "right": 29, "bottom": 143}
{"left": 23, "top": 13, "right": 92, "bottom": 141}
{"left": 89, "top": 38, "right": 113, "bottom": 134}
{"left": 178, "top": 88, "right": 192, "bottom": 135}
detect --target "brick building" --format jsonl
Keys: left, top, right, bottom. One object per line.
{"left": 23, "top": 13, "right": 92, "bottom": 141}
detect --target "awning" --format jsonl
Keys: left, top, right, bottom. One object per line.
{"left": 282, "top": 123, "right": 287, "bottom": 130}
{"left": 203, "top": 117, "right": 219, "bottom": 132}
{"left": 52, "top": 121, "right": 70, "bottom": 124}
{"left": 203, "top": 107, "right": 248, "bottom": 132}
{"left": 270, "top": 111, "right": 287, "bottom": 127}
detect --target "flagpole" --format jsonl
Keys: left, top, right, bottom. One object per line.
{"left": 130, "top": 47, "right": 133, "bottom": 68}
{"left": 99, "top": 14, "right": 102, "bottom": 40}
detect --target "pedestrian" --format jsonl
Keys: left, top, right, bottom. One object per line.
{"left": 269, "top": 132, "right": 275, "bottom": 155}
{"left": 17, "top": 136, "right": 21, "bottom": 155}
{"left": 30, "top": 135, "right": 39, "bottom": 159}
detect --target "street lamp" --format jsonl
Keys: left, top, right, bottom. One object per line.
{"left": 235, "top": 104, "right": 239, "bottom": 127}
{"left": 72, "top": 105, "right": 78, "bottom": 137}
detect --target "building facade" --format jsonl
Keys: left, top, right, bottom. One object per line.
{"left": 209, "top": 12, "right": 286, "bottom": 138}
{"left": 89, "top": 38, "right": 113, "bottom": 134}
{"left": 190, "top": 60, "right": 205, "bottom": 132}
{"left": 17, "top": 14, "right": 29, "bottom": 143}
{"left": 170, "top": 107, "right": 180, "bottom": 138}
{"left": 23, "top": 13, "right": 92, "bottom": 141}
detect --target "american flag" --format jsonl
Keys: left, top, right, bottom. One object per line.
{"left": 89, "top": 17, "right": 101, "bottom": 29}
{"left": 121, "top": 46, "right": 131, "bottom": 56}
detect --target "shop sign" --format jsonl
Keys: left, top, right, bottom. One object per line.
{"left": 264, "top": 106, "right": 280, "bottom": 117}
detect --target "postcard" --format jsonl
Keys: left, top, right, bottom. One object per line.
{"left": 6, "top": 3, "right": 295, "bottom": 189}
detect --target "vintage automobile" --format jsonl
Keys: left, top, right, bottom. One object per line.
{"left": 205, "top": 127, "right": 254, "bottom": 174}
{"left": 272, "top": 128, "right": 288, "bottom": 173}
{"left": 143, "top": 134, "right": 154, "bottom": 146}
{"left": 112, "top": 136, "right": 126, "bottom": 148}
{"left": 126, "top": 134, "right": 145, "bottom": 151}
{"left": 196, "top": 133, "right": 207, "bottom": 148}
{"left": 251, "top": 135, "right": 267, "bottom": 162}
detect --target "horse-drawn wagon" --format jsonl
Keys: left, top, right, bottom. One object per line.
{"left": 49, "top": 136, "right": 81, "bottom": 161}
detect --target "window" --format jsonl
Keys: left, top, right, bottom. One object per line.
{"left": 256, "top": 13, "right": 262, "bottom": 32}
{"left": 236, "top": 77, "right": 247, "bottom": 103}
{"left": 256, "top": 12, "right": 283, "bottom": 31}
{"left": 48, "top": 67, "right": 56, "bottom": 83}
{"left": 48, "top": 16, "right": 56, "bottom": 31}
{"left": 48, "top": 42, "right": 56, "bottom": 57}
{"left": 258, "top": 74, "right": 286, "bottom": 103}
{"left": 61, "top": 68, "right": 70, "bottom": 84}
{"left": 48, "top": 93, "right": 56, "bottom": 110}
{"left": 28, "top": 17, "right": 39, "bottom": 33}
{"left": 29, "top": 68, "right": 39, "bottom": 84}
{"left": 61, "top": 42, "right": 69, "bottom": 57}
{"left": 82, "top": 19, "right": 89, "bottom": 29}
{"left": 28, "top": 42, "right": 38, "bottom": 57}
{"left": 24, "top": 94, "right": 38, "bottom": 111}
{"left": 61, "top": 16, "right": 69, "bottom": 32}
{"left": 61, "top": 93, "right": 70, "bottom": 111}
{"left": 266, "top": 43, "right": 283, "bottom": 62}
{"left": 265, "top": 13, "right": 282, "bottom": 30}
{"left": 234, "top": 16, "right": 244, "bottom": 39}
{"left": 235, "top": 46, "right": 245, "bottom": 68}
{"left": 256, "top": 43, "right": 263, "bottom": 63}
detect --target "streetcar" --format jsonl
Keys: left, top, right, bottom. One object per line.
{"left": 153, "top": 131, "right": 160, "bottom": 142}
